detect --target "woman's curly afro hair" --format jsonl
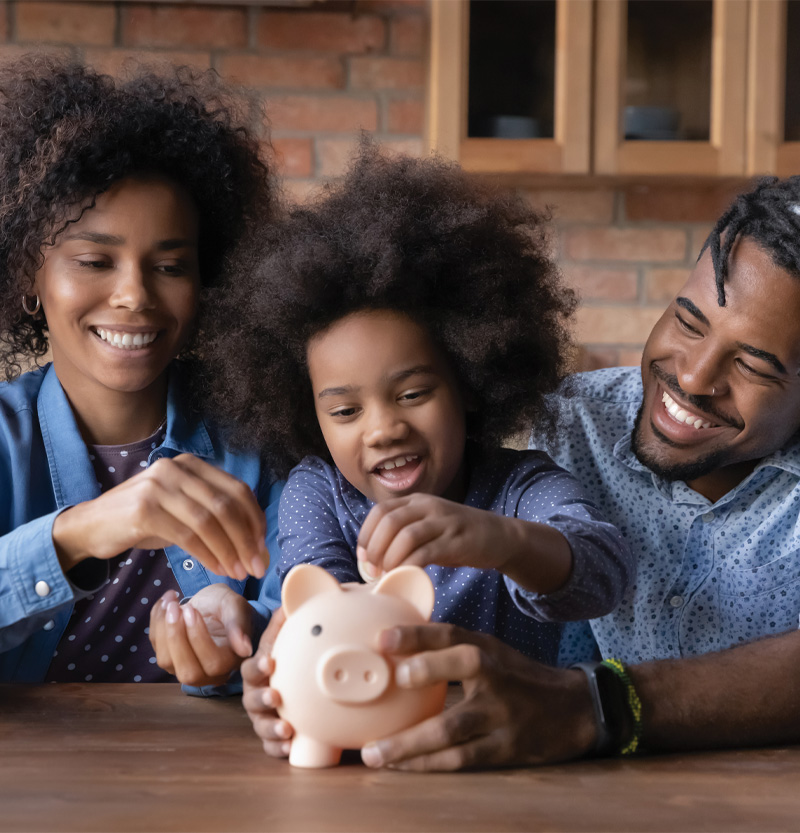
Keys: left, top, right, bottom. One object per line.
{"left": 0, "top": 54, "right": 275, "bottom": 380}
{"left": 204, "top": 141, "right": 577, "bottom": 478}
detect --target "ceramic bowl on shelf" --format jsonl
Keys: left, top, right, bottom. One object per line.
{"left": 624, "top": 106, "right": 680, "bottom": 140}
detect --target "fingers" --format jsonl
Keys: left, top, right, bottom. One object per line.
{"left": 258, "top": 606, "right": 286, "bottom": 654}
{"left": 361, "top": 703, "right": 494, "bottom": 771}
{"left": 152, "top": 597, "right": 241, "bottom": 687}
{"left": 241, "top": 652, "right": 293, "bottom": 758}
{"left": 148, "top": 455, "right": 268, "bottom": 580}
{"left": 378, "top": 622, "right": 488, "bottom": 657}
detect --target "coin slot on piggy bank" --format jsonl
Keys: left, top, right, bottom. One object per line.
{"left": 270, "top": 563, "right": 448, "bottom": 768}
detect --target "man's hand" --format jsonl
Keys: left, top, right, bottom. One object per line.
{"left": 241, "top": 607, "right": 294, "bottom": 757}
{"left": 149, "top": 583, "right": 254, "bottom": 687}
{"left": 360, "top": 623, "right": 597, "bottom": 771}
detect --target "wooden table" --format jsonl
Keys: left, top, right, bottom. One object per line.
{"left": 1, "top": 684, "right": 799, "bottom": 833}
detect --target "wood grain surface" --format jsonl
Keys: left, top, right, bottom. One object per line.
{"left": 1, "top": 683, "right": 798, "bottom": 833}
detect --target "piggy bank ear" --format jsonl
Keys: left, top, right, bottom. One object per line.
{"left": 373, "top": 565, "right": 435, "bottom": 620}
{"left": 281, "top": 564, "right": 342, "bottom": 617}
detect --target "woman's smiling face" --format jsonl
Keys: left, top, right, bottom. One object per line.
{"left": 306, "top": 309, "right": 468, "bottom": 504}
{"left": 33, "top": 175, "right": 200, "bottom": 407}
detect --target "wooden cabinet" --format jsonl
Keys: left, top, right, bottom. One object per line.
{"left": 427, "top": 0, "right": 793, "bottom": 179}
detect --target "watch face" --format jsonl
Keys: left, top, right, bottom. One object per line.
{"left": 594, "top": 663, "right": 629, "bottom": 748}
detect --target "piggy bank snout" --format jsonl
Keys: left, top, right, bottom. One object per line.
{"left": 316, "top": 644, "right": 391, "bottom": 704}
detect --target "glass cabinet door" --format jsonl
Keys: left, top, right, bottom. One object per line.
{"left": 427, "top": 0, "right": 592, "bottom": 174}
{"left": 594, "top": 0, "right": 747, "bottom": 175}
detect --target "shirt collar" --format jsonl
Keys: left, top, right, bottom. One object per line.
{"left": 162, "top": 363, "right": 215, "bottom": 459}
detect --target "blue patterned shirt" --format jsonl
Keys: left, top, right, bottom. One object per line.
{"left": 534, "top": 366, "right": 800, "bottom": 664}
{"left": 277, "top": 447, "right": 633, "bottom": 664}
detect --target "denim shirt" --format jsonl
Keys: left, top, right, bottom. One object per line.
{"left": 0, "top": 363, "right": 283, "bottom": 691}
{"left": 533, "top": 367, "right": 800, "bottom": 664}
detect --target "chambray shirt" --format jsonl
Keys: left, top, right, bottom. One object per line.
{"left": 0, "top": 363, "right": 283, "bottom": 690}
{"left": 534, "top": 367, "right": 800, "bottom": 664}
{"left": 276, "top": 448, "right": 633, "bottom": 664}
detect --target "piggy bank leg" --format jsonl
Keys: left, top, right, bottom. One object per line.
{"left": 289, "top": 735, "right": 343, "bottom": 768}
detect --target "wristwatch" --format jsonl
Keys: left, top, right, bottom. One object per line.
{"left": 571, "top": 661, "right": 631, "bottom": 756}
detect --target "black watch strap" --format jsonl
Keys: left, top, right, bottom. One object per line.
{"left": 571, "top": 661, "right": 631, "bottom": 757}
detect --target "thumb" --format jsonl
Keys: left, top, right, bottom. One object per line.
{"left": 220, "top": 594, "right": 253, "bottom": 658}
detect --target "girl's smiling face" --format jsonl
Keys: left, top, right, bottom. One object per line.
{"left": 33, "top": 176, "right": 200, "bottom": 408}
{"left": 306, "top": 309, "right": 468, "bottom": 504}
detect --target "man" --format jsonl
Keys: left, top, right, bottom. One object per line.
{"left": 244, "top": 176, "right": 800, "bottom": 770}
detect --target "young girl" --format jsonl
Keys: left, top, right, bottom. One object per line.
{"left": 205, "top": 143, "right": 635, "bottom": 751}
{"left": 0, "top": 56, "right": 282, "bottom": 692}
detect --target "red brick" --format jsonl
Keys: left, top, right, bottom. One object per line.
{"left": 84, "top": 49, "right": 211, "bottom": 77}
{"left": 574, "top": 346, "right": 621, "bottom": 372}
{"left": 317, "top": 136, "right": 421, "bottom": 177}
{"left": 691, "top": 224, "right": 714, "bottom": 257}
{"left": 524, "top": 188, "right": 615, "bottom": 224}
{"left": 282, "top": 178, "right": 319, "bottom": 205}
{"left": 218, "top": 54, "right": 344, "bottom": 90}
{"left": 645, "top": 267, "right": 691, "bottom": 303}
{"left": 386, "top": 96, "right": 424, "bottom": 134}
{"left": 0, "top": 43, "right": 65, "bottom": 61}
{"left": 267, "top": 95, "right": 378, "bottom": 133}
{"left": 350, "top": 56, "right": 424, "bottom": 90}
{"left": 17, "top": 2, "right": 114, "bottom": 45}
{"left": 618, "top": 348, "right": 644, "bottom": 368}
{"left": 576, "top": 305, "right": 664, "bottom": 345}
{"left": 122, "top": 6, "right": 247, "bottom": 49}
{"left": 624, "top": 183, "right": 745, "bottom": 223}
{"left": 258, "top": 11, "right": 385, "bottom": 53}
{"left": 271, "top": 137, "right": 314, "bottom": 178}
{"left": 390, "top": 15, "right": 425, "bottom": 56}
{"left": 564, "top": 227, "right": 687, "bottom": 262}
{"left": 564, "top": 265, "right": 638, "bottom": 302}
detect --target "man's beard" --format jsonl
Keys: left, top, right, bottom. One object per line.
{"left": 631, "top": 401, "right": 729, "bottom": 483}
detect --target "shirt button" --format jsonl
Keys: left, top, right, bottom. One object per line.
{"left": 34, "top": 580, "right": 51, "bottom": 597}
{"left": 702, "top": 511, "right": 715, "bottom": 523}
{"left": 152, "top": 452, "right": 164, "bottom": 461}
{"left": 43, "top": 620, "right": 55, "bottom": 631}
{"left": 182, "top": 559, "right": 195, "bottom": 571}
{"left": 670, "top": 595, "right": 683, "bottom": 608}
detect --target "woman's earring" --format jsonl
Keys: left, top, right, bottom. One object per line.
{"left": 22, "top": 294, "right": 41, "bottom": 316}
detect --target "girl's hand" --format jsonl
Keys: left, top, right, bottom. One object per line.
{"left": 241, "top": 608, "right": 294, "bottom": 757}
{"left": 360, "top": 623, "right": 596, "bottom": 771}
{"left": 357, "top": 494, "right": 503, "bottom": 576}
{"left": 52, "top": 453, "right": 269, "bottom": 581}
{"left": 149, "top": 583, "right": 254, "bottom": 687}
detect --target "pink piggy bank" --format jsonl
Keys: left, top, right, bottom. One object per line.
{"left": 270, "top": 563, "right": 448, "bottom": 768}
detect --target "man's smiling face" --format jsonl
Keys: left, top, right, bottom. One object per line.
{"left": 632, "top": 236, "right": 800, "bottom": 501}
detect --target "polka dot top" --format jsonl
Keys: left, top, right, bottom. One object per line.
{"left": 277, "top": 446, "right": 633, "bottom": 664}
{"left": 45, "top": 424, "right": 180, "bottom": 683}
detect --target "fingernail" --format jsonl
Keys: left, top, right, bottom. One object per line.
{"left": 182, "top": 605, "right": 196, "bottom": 627}
{"left": 356, "top": 544, "right": 367, "bottom": 561}
{"left": 281, "top": 742, "right": 291, "bottom": 757}
{"left": 234, "top": 563, "right": 248, "bottom": 581}
{"left": 395, "top": 661, "right": 411, "bottom": 687}
{"left": 379, "top": 627, "right": 401, "bottom": 653}
{"left": 361, "top": 743, "right": 384, "bottom": 768}
{"left": 257, "top": 654, "right": 270, "bottom": 673}
{"left": 276, "top": 721, "right": 291, "bottom": 739}
{"left": 251, "top": 556, "right": 266, "bottom": 578}
{"left": 261, "top": 689, "right": 275, "bottom": 708}
{"left": 166, "top": 602, "right": 179, "bottom": 625}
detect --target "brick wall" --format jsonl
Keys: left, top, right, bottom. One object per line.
{"left": 0, "top": 1, "right": 751, "bottom": 368}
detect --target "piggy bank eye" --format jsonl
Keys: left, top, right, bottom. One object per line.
{"left": 311, "top": 625, "right": 322, "bottom": 636}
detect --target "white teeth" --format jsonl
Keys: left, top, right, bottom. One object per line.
{"left": 378, "top": 455, "right": 418, "bottom": 471}
{"left": 95, "top": 328, "right": 157, "bottom": 351}
{"left": 661, "top": 391, "right": 712, "bottom": 429}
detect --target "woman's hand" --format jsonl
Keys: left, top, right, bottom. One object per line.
{"left": 241, "top": 607, "right": 295, "bottom": 757}
{"left": 360, "top": 623, "right": 596, "bottom": 771}
{"left": 149, "top": 583, "right": 254, "bottom": 687}
{"left": 52, "top": 453, "right": 269, "bottom": 580}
